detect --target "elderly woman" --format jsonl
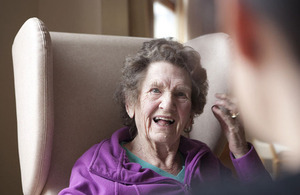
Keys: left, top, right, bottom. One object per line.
{"left": 59, "top": 39, "right": 270, "bottom": 195}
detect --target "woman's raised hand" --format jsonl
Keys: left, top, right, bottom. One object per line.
{"left": 211, "top": 93, "right": 249, "bottom": 158}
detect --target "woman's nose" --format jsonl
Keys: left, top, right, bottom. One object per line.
{"left": 159, "top": 93, "right": 175, "bottom": 111}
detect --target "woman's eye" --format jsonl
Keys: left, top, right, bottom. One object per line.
{"left": 150, "top": 88, "right": 161, "bottom": 94}
{"left": 176, "top": 92, "right": 188, "bottom": 98}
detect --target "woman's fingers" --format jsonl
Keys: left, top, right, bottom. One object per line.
{"left": 211, "top": 105, "right": 236, "bottom": 134}
{"left": 214, "top": 93, "right": 239, "bottom": 119}
{"left": 211, "top": 105, "right": 228, "bottom": 130}
{"left": 212, "top": 93, "right": 249, "bottom": 158}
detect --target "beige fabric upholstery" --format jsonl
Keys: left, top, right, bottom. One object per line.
{"left": 12, "top": 18, "right": 54, "bottom": 195}
{"left": 12, "top": 18, "right": 231, "bottom": 195}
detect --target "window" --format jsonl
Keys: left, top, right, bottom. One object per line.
{"left": 153, "top": 1, "right": 177, "bottom": 40}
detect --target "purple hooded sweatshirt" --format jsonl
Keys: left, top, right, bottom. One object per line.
{"left": 59, "top": 127, "right": 270, "bottom": 195}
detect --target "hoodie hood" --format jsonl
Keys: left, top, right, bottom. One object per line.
{"left": 89, "top": 127, "right": 211, "bottom": 185}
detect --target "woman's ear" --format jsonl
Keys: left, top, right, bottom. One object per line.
{"left": 125, "top": 101, "right": 135, "bottom": 118}
{"left": 187, "top": 114, "right": 194, "bottom": 128}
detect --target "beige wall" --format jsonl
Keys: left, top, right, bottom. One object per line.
{"left": 101, "top": 0, "right": 130, "bottom": 35}
{"left": 39, "top": 0, "right": 131, "bottom": 36}
{"left": 39, "top": 0, "right": 103, "bottom": 34}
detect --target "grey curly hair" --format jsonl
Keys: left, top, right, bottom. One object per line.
{"left": 114, "top": 38, "right": 208, "bottom": 137}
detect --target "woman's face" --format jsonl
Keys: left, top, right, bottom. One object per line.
{"left": 128, "top": 61, "right": 193, "bottom": 145}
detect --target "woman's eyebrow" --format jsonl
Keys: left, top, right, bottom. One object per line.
{"left": 149, "top": 81, "right": 164, "bottom": 88}
{"left": 149, "top": 81, "right": 191, "bottom": 92}
{"left": 175, "top": 85, "right": 192, "bottom": 92}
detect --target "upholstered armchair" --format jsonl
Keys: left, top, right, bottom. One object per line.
{"left": 12, "top": 18, "right": 231, "bottom": 195}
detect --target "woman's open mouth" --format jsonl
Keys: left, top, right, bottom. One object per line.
{"left": 153, "top": 116, "right": 175, "bottom": 126}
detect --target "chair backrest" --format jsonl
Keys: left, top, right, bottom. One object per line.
{"left": 12, "top": 18, "right": 231, "bottom": 195}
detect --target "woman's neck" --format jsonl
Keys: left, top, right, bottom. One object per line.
{"left": 124, "top": 134, "right": 182, "bottom": 175}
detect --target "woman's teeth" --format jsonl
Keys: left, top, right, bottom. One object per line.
{"left": 153, "top": 117, "right": 175, "bottom": 125}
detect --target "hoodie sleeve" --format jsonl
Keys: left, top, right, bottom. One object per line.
{"left": 230, "top": 143, "right": 272, "bottom": 182}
